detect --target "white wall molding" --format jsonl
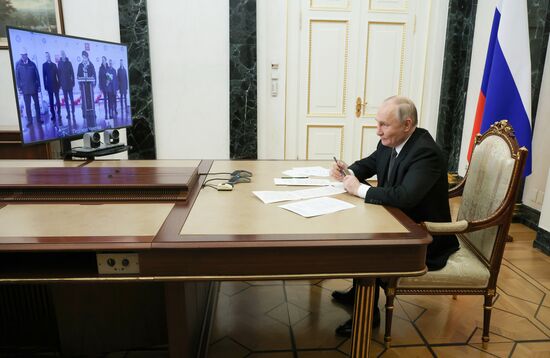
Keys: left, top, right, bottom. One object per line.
{"left": 419, "top": 0, "right": 449, "bottom": 139}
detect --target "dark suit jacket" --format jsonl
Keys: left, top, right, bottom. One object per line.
{"left": 58, "top": 58, "right": 75, "bottom": 91}
{"left": 42, "top": 61, "right": 60, "bottom": 92}
{"left": 15, "top": 59, "right": 41, "bottom": 95}
{"left": 117, "top": 67, "right": 128, "bottom": 93}
{"left": 349, "top": 127, "right": 459, "bottom": 270}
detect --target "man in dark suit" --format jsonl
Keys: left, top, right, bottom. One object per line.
{"left": 117, "top": 59, "right": 128, "bottom": 116}
{"left": 98, "top": 56, "right": 109, "bottom": 119}
{"left": 58, "top": 50, "right": 75, "bottom": 123}
{"left": 15, "top": 48, "right": 42, "bottom": 127}
{"left": 42, "top": 52, "right": 62, "bottom": 124}
{"left": 106, "top": 59, "right": 118, "bottom": 120}
{"left": 330, "top": 96, "right": 459, "bottom": 337}
{"left": 77, "top": 51, "right": 97, "bottom": 127}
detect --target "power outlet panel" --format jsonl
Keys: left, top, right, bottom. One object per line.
{"left": 97, "top": 253, "right": 140, "bottom": 274}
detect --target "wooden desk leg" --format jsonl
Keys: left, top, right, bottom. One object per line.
{"left": 165, "top": 282, "right": 190, "bottom": 358}
{"left": 350, "top": 278, "right": 376, "bottom": 358}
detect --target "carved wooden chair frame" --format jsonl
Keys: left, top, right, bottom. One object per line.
{"left": 382, "top": 120, "right": 528, "bottom": 348}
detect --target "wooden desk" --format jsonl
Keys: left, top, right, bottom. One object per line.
{"left": 0, "top": 159, "right": 431, "bottom": 357}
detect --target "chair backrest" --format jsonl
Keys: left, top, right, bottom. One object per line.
{"left": 457, "top": 120, "right": 527, "bottom": 265}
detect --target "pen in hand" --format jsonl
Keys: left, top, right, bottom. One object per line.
{"left": 333, "top": 156, "right": 350, "bottom": 176}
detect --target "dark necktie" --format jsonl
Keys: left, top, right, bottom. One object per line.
{"left": 387, "top": 148, "right": 397, "bottom": 181}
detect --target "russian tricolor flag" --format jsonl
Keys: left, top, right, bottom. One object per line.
{"left": 467, "top": 0, "right": 532, "bottom": 176}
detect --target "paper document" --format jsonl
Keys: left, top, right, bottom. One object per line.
{"left": 274, "top": 178, "right": 335, "bottom": 186}
{"left": 253, "top": 185, "right": 346, "bottom": 204}
{"left": 279, "top": 197, "right": 355, "bottom": 218}
{"left": 282, "top": 166, "right": 330, "bottom": 177}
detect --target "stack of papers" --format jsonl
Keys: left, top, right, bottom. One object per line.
{"left": 279, "top": 197, "right": 355, "bottom": 218}
{"left": 253, "top": 184, "right": 345, "bottom": 204}
{"left": 274, "top": 178, "right": 335, "bottom": 186}
{"left": 282, "top": 166, "right": 330, "bottom": 177}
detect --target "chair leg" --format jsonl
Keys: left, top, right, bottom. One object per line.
{"left": 384, "top": 278, "right": 398, "bottom": 348}
{"left": 482, "top": 293, "right": 494, "bottom": 343}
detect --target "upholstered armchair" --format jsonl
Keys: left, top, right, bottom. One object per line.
{"left": 382, "top": 120, "right": 528, "bottom": 348}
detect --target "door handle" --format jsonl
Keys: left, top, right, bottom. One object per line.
{"left": 356, "top": 97, "right": 367, "bottom": 118}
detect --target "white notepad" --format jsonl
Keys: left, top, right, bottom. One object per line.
{"left": 274, "top": 178, "right": 334, "bottom": 186}
{"left": 279, "top": 197, "right": 355, "bottom": 218}
{"left": 282, "top": 166, "right": 330, "bottom": 177}
{"left": 253, "top": 185, "right": 346, "bottom": 204}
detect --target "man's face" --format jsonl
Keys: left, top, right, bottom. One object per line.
{"left": 45, "top": 52, "right": 51, "bottom": 61}
{"left": 102, "top": 57, "right": 106, "bottom": 64}
{"left": 21, "top": 53, "right": 28, "bottom": 61}
{"left": 120, "top": 59, "right": 123, "bottom": 67}
{"left": 83, "top": 56, "right": 89, "bottom": 64}
{"left": 109, "top": 59, "right": 113, "bottom": 67}
{"left": 375, "top": 101, "right": 413, "bottom": 148}
{"left": 61, "top": 51, "right": 66, "bottom": 59}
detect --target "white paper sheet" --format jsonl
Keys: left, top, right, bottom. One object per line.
{"left": 279, "top": 197, "right": 355, "bottom": 218}
{"left": 253, "top": 185, "right": 346, "bottom": 204}
{"left": 282, "top": 166, "right": 330, "bottom": 177}
{"left": 274, "top": 178, "right": 335, "bottom": 186}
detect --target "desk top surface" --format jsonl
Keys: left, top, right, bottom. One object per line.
{"left": 180, "top": 160, "right": 406, "bottom": 235}
{"left": 0, "top": 159, "right": 430, "bottom": 252}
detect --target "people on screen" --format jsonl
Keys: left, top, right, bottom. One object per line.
{"left": 77, "top": 50, "right": 96, "bottom": 87}
{"left": 98, "top": 56, "right": 109, "bottom": 120}
{"left": 15, "top": 48, "right": 43, "bottom": 128}
{"left": 12, "top": 45, "right": 130, "bottom": 141}
{"left": 58, "top": 50, "right": 76, "bottom": 124}
{"left": 329, "top": 96, "right": 460, "bottom": 337}
{"left": 42, "top": 51, "right": 62, "bottom": 125}
{"left": 77, "top": 50, "right": 97, "bottom": 127}
{"left": 117, "top": 59, "right": 128, "bottom": 116}
{"left": 106, "top": 59, "right": 118, "bottom": 121}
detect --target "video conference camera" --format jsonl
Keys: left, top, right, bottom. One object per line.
{"left": 104, "top": 129, "right": 120, "bottom": 146}
{"left": 83, "top": 132, "right": 101, "bottom": 149}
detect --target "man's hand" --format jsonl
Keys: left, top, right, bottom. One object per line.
{"left": 330, "top": 160, "right": 349, "bottom": 181}
{"left": 343, "top": 175, "right": 360, "bottom": 196}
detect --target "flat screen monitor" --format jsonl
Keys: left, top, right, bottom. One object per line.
{"left": 6, "top": 26, "right": 132, "bottom": 145}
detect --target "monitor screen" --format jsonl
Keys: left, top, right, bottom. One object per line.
{"left": 6, "top": 27, "right": 132, "bottom": 145}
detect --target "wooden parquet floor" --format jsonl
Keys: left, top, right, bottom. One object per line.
{"left": 208, "top": 223, "right": 550, "bottom": 358}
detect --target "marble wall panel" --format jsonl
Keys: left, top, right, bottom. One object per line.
{"left": 436, "top": 0, "right": 478, "bottom": 172}
{"left": 118, "top": 0, "right": 156, "bottom": 159}
{"left": 528, "top": 0, "right": 550, "bottom": 123}
{"left": 534, "top": 227, "right": 550, "bottom": 255}
{"left": 230, "top": 0, "right": 257, "bottom": 159}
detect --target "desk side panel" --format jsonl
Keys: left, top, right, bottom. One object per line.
{"left": 140, "top": 245, "right": 428, "bottom": 278}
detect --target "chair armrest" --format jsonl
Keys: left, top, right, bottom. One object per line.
{"left": 423, "top": 220, "right": 469, "bottom": 234}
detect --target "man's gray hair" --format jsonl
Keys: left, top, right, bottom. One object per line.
{"left": 384, "top": 95, "right": 418, "bottom": 126}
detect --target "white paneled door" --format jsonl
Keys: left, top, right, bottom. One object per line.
{"left": 286, "top": 0, "right": 430, "bottom": 162}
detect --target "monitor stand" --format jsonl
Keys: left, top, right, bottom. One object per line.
{"left": 61, "top": 138, "right": 130, "bottom": 160}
